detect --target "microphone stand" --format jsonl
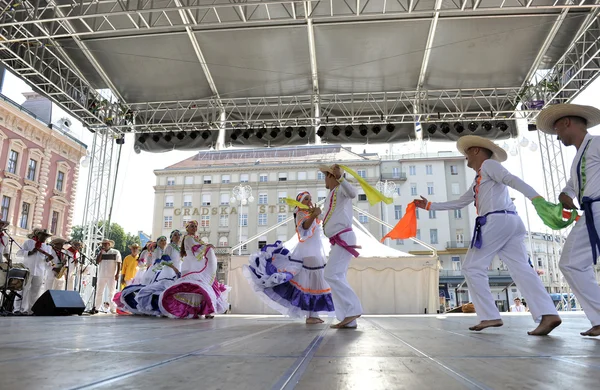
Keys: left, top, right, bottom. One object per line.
{"left": 85, "top": 250, "right": 102, "bottom": 315}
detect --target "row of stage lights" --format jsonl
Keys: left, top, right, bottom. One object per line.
{"left": 423, "top": 121, "right": 509, "bottom": 135}
{"left": 231, "top": 123, "right": 397, "bottom": 141}
{"left": 137, "top": 130, "right": 212, "bottom": 143}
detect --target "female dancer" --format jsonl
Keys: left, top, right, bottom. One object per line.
{"left": 159, "top": 221, "right": 230, "bottom": 319}
{"left": 119, "top": 240, "right": 163, "bottom": 314}
{"left": 244, "top": 191, "right": 334, "bottom": 323}
{"left": 135, "top": 230, "right": 182, "bottom": 316}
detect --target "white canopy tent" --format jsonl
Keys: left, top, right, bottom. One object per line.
{"left": 227, "top": 224, "right": 440, "bottom": 315}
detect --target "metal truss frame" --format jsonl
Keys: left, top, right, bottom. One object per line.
{"left": 0, "top": 0, "right": 597, "bottom": 42}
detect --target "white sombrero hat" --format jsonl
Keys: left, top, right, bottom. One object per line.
{"left": 456, "top": 135, "right": 507, "bottom": 162}
{"left": 536, "top": 104, "right": 600, "bottom": 134}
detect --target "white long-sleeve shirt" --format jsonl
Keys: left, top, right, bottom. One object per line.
{"left": 322, "top": 179, "right": 358, "bottom": 237}
{"left": 428, "top": 159, "right": 540, "bottom": 215}
{"left": 17, "top": 239, "right": 54, "bottom": 276}
{"left": 561, "top": 134, "right": 600, "bottom": 203}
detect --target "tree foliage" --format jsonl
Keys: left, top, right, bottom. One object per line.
{"left": 69, "top": 221, "right": 141, "bottom": 257}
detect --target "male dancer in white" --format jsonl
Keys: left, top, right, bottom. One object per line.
{"left": 536, "top": 103, "right": 600, "bottom": 337}
{"left": 319, "top": 164, "right": 362, "bottom": 329}
{"left": 95, "top": 239, "right": 122, "bottom": 313}
{"left": 414, "top": 135, "right": 561, "bottom": 335}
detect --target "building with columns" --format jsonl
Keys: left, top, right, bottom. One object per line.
{"left": 0, "top": 92, "right": 87, "bottom": 244}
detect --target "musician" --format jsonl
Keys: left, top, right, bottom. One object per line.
{"left": 0, "top": 220, "right": 10, "bottom": 262}
{"left": 65, "top": 240, "right": 83, "bottom": 290}
{"left": 17, "top": 228, "right": 53, "bottom": 313}
{"left": 49, "top": 238, "right": 68, "bottom": 290}
{"left": 95, "top": 239, "right": 122, "bottom": 313}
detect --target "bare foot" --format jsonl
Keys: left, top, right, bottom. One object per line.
{"left": 306, "top": 317, "right": 324, "bottom": 324}
{"left": 331, "top": 315, "right": 361, "bottom": 329}
{"left": 580, "top": 325, "right": 600, "bottom": 336}
{"left": 469, "top": 319, "right": 503, "bottom": 331}
{"left": 528, "top": 315, "right": 562, "bottom": 336}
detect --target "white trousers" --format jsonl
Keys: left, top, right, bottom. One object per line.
{"left": 463, "top": 213, "right": 557, "bottom": 323}
{"left": 324, "top": 230, "right": 362, "bottom": 321}
{"left": 559, "top": 206, "right": 600, "bottom": 326}
{"left": 21, "top": 275, "right": 46, "bottom": 312}
{"left": 95, "top": 277, "right": 117, "bottom": 310}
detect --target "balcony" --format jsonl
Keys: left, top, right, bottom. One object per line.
{"left": 380, "top": 172, "right": 407, "bottom": 181}
{"left": 446, "top": 241, "right": 468, "bottom": 249}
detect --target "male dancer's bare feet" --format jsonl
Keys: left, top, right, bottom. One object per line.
{"left": 331, "top": 315, "right": 361, "bottom": 329}
{"left": 468, "top": 319, "right": 503, "bottom": 331}
{"left": 527, "top": 315, "right": 562, "bottom": 336}
{"left": 306, "top": 317, "right": 324, "bottom": 324}
{"left": 580, "top": 325, "right": 600, "bottom": 336}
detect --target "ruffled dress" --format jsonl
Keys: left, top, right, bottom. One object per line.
{"left": 114, "top": 250, "right": 150, "bottom": 313}
{"left": 159, "top": 235, "right": 230, "bottom": 319}
{"left": 243, "top": 211, "right": 334, "bottom": 318}
{"left": 120, "top": 249, "right": 162, "bottom": 314}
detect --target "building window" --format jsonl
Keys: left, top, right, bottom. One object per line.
{"left": 165, "top": 196, "right": 174, "bottom": 208}
{"left": 409, "top": 165, "right": 416, "bottom": 176}
{"left": 203, "top": 175, "right": 212, "bottom": 184}
{"left": 164, "top": 216, "right": 173, "bottom": 228}
{"left": 26, "top": 159, "right": 37, "bottom": 181}
{"left": 239, "top": 214, "right": 248, "bottom": 227}
{"left": 278, "top": 191, "right": 287, "bottom": 204}
{"left": 450, "top": 165, "right": 458, "bottom": 175}
{"left": 297, "top": 172, "right": 307, "bottom": 181}
{"left": 258, "top": 240, "right": 267, "bottom": 249}
{"left": 202, "top": 194, "right": 211, "bottom": 206}
{"left": 1, "top": 196, "right": 11, "bottom": 221}
{"left": 184, "top": 176, "right": 193, "bottom": 185}
{"left": 429, "top": 210, "right": 436, "bottom": 219}
{"left": 357, "top": 169, "right": 366, "bottom": 178}
{"left": 395, "top": 187, "right": 401, "bottom": 196}
{"left": 277, "top": 214, "right": 286, "bottom": 223}
{"left": 317, "top": 171, "right": 325, "bottom": 180}
{"left": 258, "top": 213, "right": 267, "bottom": 226}
{"left": 456, "top": 229, "right": 464, "bottom": 243}
{"left": 454, "top": 209, "right": 462, "bottom": 219}
{"left": 358, "top": 212, "right": 368, "bottom": 224}
{"left": 51, "top": 211, "right": 59, "bottom": 234}
{"left": 538, "top": 258, "right": 543, "bottom": 267}
{"left": 220, "top": 194, "right": 229, "bottom": 205}
{"left": 183, "top": 195, "right": 193, "bottom": 207}
{"left": 240, "top": 174, "right": 249, "bottom": 183}
{"left": 278, "top": 173, "right": 287, "bottom": 181}
{"left": 183, "top": 216, "right": 191, "bottom": 226}
{"left": 256, "top": 193, "right": 266, "bottom": 204}
{"left": 396, "top": 239, "right": 404, "bottom": 245}
{"left": 392, "top": 167, "right": 400, "bottom": 178}
{"left": 259, "top": 173, "right": 268, "bottom": 182}
{"left": 426, "top": 165, "right": 433, "bottom": 175}
{"left": 240, "top": 236, "right": 247, "bottom": 251}
{"left": 416, "top": 208, "right": 419, "bottom": 219}
{"left": 219, "top": 237, "right": 228, "bottom": 247}
{"left": 7, "top": 150, "right": 18, "bottom": 174}
{"left": 317, "top": 190, "right": 326, "bottom": 202}
{"left": 219, "top": 214, "right": 229, "bottom": 227}
{"left": 394, "top": 205, "right": 402, "bottom": 220}
{"left": 19, "top": 202, "right": 30, "bottom": 229}
{"left": 55, "top": 171, "right": 65, "bottom": 192}
{"left": 201, "top": 215, "right": 210, "bottom": 227}
{"left": 358, "top": 194, "right": 367, "bottom": 201}
{"left": 167, "top": 177, "right": 175, "bottom": 186}
{"left": 221, "top": 175, "right": 231, "bottom": 184}
{"left": 427, "top": 182, "right": 434, "bottom": 195}
{"left": 410, "top": 183, "right": 417, "bottom": 196}
{"left": 451, "top": 183, "right": 460, "bottom": 195}
{"left": 416, "top": 229, "right": 421, "bottom": 240}
{"left": 430, "top": 229, "right": 438, "bottom": 244}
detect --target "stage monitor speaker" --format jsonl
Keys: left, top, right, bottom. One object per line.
{"left": 31, "top": 290, "right": 85, "bottom": 316}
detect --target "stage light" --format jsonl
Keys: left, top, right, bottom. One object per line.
{"left": 427, "top": 124, "right": 437, "bottom": 134}
{"left": 230, "top": 129, "right": 241, "bottom": 140}
{"left": 138, "top": 134, "right": 148, "bottom": 143}
{"left": 298, "top": 126, "right": 307, "bottom": 138}
{"left": 116, "top": 135, "right": 125, "bottom": 145}
{"left": 496, "top": 122, "right": 508, "bottom": 131}
{"left": 190, "top": 131, "right": 199, "bottom": 139}
{"left": 454, "top": 122, "right": 464, "bottom": 133}
{"left": 359, "top": 125, "right": 368, "bottom": 136}
{"left": 152, "top": 132, "right": 162, "bottom": 142}
{"left": 372, "top": 125, "right": 381, "bottom": 135}
{"left": 284, "top": 126, "right": 293, "bottom": 138}
{"left": 317, "top": 126, "right": 326, "bottom": 137}
{"left": 482, "top": 121, "right": 492, "bottom": 131}
{"left": 176, "top": 131, "right": 185, "bottom": 140}
{"left": 242, "top": 129, "right": 251, "bottom": 139}
{"left": 164, "top": 131, "right": 175, "bottom": 142}
{"left": 344, "top": 125, "right": 353, "bottom": 137}
{"left": 386, "top": 123, "right": 395, "bottom": 133}
{"left": 332, "top": 126, "right": 341, "bottom": 136}
{"left": 468, "top": 122, "right": 478, "bottom": 132}
{"left": 256, "top": 128, "right": 265, "bottom": 139}
{"left": 270, "top": 127, "right": 280, "bottom": 138}
{"left": 440, "top": 122, "right": 450, "bottom": 134}
{"left": 201, "top": 130, "right": 210, "bottom": 140}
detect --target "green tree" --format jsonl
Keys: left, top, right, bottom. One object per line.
{"left": 71, "top": 225, "right": 84, "bottom": 242}
{"left": 69, "top": 222, "right": 138, "bottom": 256}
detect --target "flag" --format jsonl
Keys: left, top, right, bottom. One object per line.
{"left": 338, "top": 164, "right": 393, "bottom": 206}
{"left": 382, "top": 202, "right": 417, "bottom": 242}
{"left": 138, "top": 231, "right": 151, "bottom": 247}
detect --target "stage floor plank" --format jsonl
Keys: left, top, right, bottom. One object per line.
{"left": 0, "top": 312, "right": 598, "bottom": 390}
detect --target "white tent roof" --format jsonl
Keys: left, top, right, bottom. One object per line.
{"left": 283, "top": 223, "right": 419, "bottom": 259}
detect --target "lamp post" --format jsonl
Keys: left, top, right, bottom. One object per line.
{"left": 230, "top": 185, "right": 254, "bottom": 255}
{"left": 376, "top": 180, "right": 397, "bottom": 244}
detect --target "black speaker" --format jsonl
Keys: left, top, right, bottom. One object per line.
{"left": 32, "top": 290, "right": 85, "bottom": 316}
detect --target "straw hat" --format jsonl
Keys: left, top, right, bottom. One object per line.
{"left": 101, "top": 238, "right": 115, "bottom": 247}
{"left": 456, "top": 135, "right": 507, "bottom": 162}
{"left": 0, "top": 219, "right": 9, "bottom": 228}
{"left": 28, "top": 228, "right": 52, "bottom": 239}
{"left": 536, "top": 104, "right": 600, "bottom": 134}
{"left": 50, "top": 237, "right": 68, "bottom": 246}
{"left": 318, "top": 164, "right": 338, "bottom": 176}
